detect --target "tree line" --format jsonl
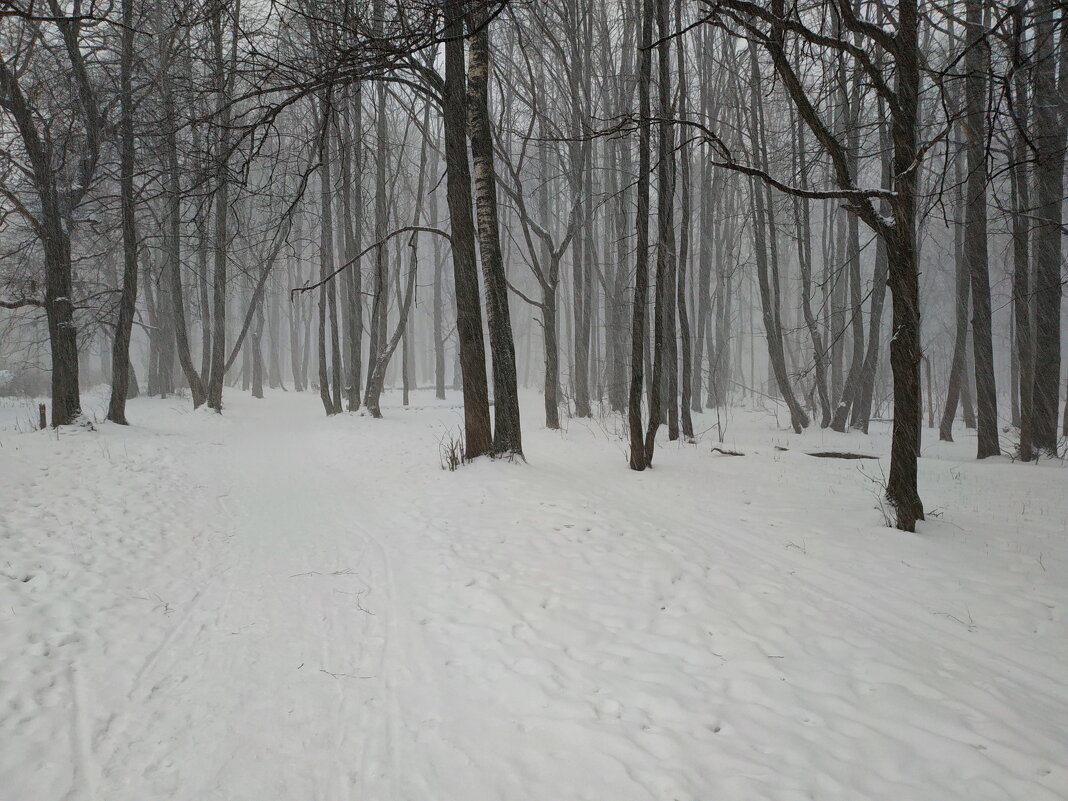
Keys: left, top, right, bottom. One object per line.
{"left": 1, "top": 0, "right": 1066, "bottom": 530}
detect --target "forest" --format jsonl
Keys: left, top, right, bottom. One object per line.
{"left": 1, "top": 1, "right": 1066, "bottom": 799}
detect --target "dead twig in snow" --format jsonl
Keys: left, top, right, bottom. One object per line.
{"left": 320, "top": 669, "right": 375, "bottom": 680}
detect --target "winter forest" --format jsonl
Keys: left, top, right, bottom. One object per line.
{"left": 1, "top": 0, "right": 1066, "bottom": 799}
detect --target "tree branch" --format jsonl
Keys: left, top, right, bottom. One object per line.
{"left": 290, "top": 226, "right": 450, "bottom": 297}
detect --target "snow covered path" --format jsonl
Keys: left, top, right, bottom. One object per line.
{"left": 2, "top": 390, "right": 1066, "bottom": 800}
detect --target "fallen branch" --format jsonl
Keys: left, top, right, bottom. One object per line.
{"left": 806, "top": 451, "right": 878, "bottom": 460}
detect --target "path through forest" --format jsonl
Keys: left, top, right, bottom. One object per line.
{"left": 1, "top": 390, "right": 1066, "bottom": 801}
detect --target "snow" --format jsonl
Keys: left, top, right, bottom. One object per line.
{"left": 1, "top": 389, "right": 1066, "bottom": 801}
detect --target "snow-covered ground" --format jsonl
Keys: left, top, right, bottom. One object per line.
{"left": 1, "top": 388, "right": 1065, "bottom": 801}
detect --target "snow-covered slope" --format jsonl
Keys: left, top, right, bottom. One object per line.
{"left": 1, "top": 390, "right": 1065, "bottom": 800}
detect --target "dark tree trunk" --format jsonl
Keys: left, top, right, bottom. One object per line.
{"left": 198, "top": 194, "right": 212, "bottom": 388}
{"left": 468, "top": 12, "right": 522, "bottom": 457}
{"left": 365, "top": 82, "right": 388, "bottom": 401}
{"left": 608, "top": 21, "right": 634, "bottom": 414}
{"left": 675, "top": 0, "right": 694, "bottom": 438}
{"left": 433, "top": 250, "right": 447, "bottom": 400}
{"left": 318, "top": 96, "right": 340, "bottom": 415}
{"left": 710, "top": 184, "right": 733, "bottom": 408}
{"left": 266, "top": 278, "right": 283, "bottom": 390}
{"left": 851, "top": 111, "right": 892, "bottom": 434}
{"left": 430, "top": 129, "right": 447, "bottom": 401}
{"left": 829, "top": 55, "right": 865, "bottom": 432}
{"left": 163, "top": 65, "right": 205, "bottom": 407}
{"left": 318, "top": 270, "right": 333, "bottom": 413}
{"left": 885, "top": 0, "right": 925, "bottom": 531}
{"left": 340, "top": 87, "right": 363, "bottom": 411}
{"left": 323, "top": 110, "right": 344, "bottom": 414}
{"left": 442, "top": 0, "right": 492, "bottom": 457}
{"left": 793, "top": 113, "right": 832, "bottom": 428}
{"left": 629, "top": 0, "right": 653, "bottom": 470}
{"left": 692, "top": 162, "right": 714, "bottom": 415}
{"left": 964, "top": 0, "right": 999, "bottom": 458}
{"left": 566, "top": 3, "right": 592, "bottom": 420}
{"left": 144, "top": 262, "right": 161, "bottom": 397}
{"left": 543, "top": 284, "right": 561, "bottom": 430}
{"left": 364, "top": 117, "right": 430, "bottom": 418}
{"left": 39, "top": 259, "right": 81, "bottom": 428}
{"left": 643, "top": 0, "right": 669, "bottom": 462}
{"left": 289, "top": 212, "right": 305, "bottom": 392}
{"left": 748, "top": 45, "right": 808, "bottom": 433}
{"left": 251, "top": 298, "right": 264, "bottom": 399}
{"left": 1031, "top": 0, "right": 1066, "bottom": 455}
{"left": 206, "top": 0, "right": 234, "bottom": 412}
{"left": 653, "top": 0, "right": 679, "bottom": 445}
{"left": 107, "top": 0, "right": 139, "bottom": 426}
{"left": 0, "top": 47, "right": 83, "bottom": 425}
{"left": 940, "top": 145, "right": 970, "bottom": 442}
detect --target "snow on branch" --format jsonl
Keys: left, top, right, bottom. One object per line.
{"left": 0, "top": 296, "right": 43, "bottom": 309}
{"left": 644, "top": 115, "right": 897, "bottom": 203}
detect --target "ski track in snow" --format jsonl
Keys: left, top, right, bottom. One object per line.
{"left": 0, "top": 390, "right": 1066, "bottom": 801}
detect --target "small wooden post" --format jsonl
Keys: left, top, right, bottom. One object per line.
{"left": 38, "top": 403, "right": 47, "bottom": 430}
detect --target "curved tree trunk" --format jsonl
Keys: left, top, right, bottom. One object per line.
{"left": 793, "top": 114, "right": 831, "bottom": 428}
{"left": 364, "top": 203, "right": 431, "bottom": 417}
{"left": 748, "top": 45, "right": 808, "bottom": 433}
{"left": 851, "top": 111, "right": 892, "bottom": 434}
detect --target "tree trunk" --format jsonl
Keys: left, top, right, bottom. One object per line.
{"left": 829, "top": 51, "right": 865, "bottom": 432}
{"left": 340, "top": 86, "right": 363, "bottom": 411}
{"left": 162, "top": 59, "right": 205, "bottom": 407}
{"left": 442, "top": 0, "right": 492, "bottom": 457}
{"left": 674, "top": 0, "right": 694, "bottom": 438}
{"left": 644, "top": 0, "right": 674, "bottom": 460}
{"left": 266, "top": 276, "right": 283, "bottom": 390}
{"left": 885, "top": 0, "right": 925, "bottom": 531}
{"left": 206, "top": 0, "right": 234, "bottom": 412}
{"left": 0, "top": 71, "right": 82, "bottom": 424}
{"left": 430, "top": 118, "right": 446, "bottom": 402}
{"left": 629, "top": 0, "right": 653, "bottom": 470}
{"left": 364, "top": 119, "right": 430, "bottom": 417}
{"left": 748, "top": 46, "right": 808, "bottom": 433}
{"left": 251, "top": 297, "right": 264, "bottom": 399}
{"left": 940, "top": 141, "right": 970, "bottom": 441}
{"left": 107, "top": 0, "right": 139, "bottom": 426}
{"left": 468, "top": 12, "right": 522, "bottom": 457}
{"left": 650, "top": 0, "right": 683, "bottom": 447}
{"left": 323, "top": 108, "right": 344, "bottom": 414}
{"left": 964, "top": 0, "right": 999, "bottom": 458}
{"left": 289, "top": 211, "right": 305, "bottom": 392}
{"left": 432, "top": 239, "right": 447, "bottom": 400}
{"left": 793, "top": 113, "right": 832, "bottom": 428}
{"left": 318, "top": 266, "right": 333, "bottom": 413}
{"left": 1031, "top": 0, "right": 1066, "bottom": 455}
{"left": 851, "top": 111, "right": 892, "bottom": 434}
{"left": 318, "top": 97, "right": 339, "bottom": 415}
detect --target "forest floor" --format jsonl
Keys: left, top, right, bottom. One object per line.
{"left": 1, "top": 387, "right": 1065, "bottom": 801}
